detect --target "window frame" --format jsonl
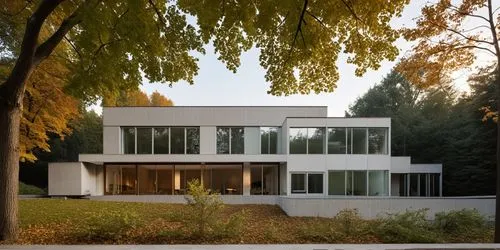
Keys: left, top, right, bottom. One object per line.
{"left": 216, "top": 127, "right": 245, "bottom": 154}
{"left": 122, "top": 126, "right": 200, "bottom": 155}
{"left": 290, "top": 172, "right": 324, "bottom": 195}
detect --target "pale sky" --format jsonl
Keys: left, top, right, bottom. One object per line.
{"left": 90, "top": 1, "right": 496, "bottom": 116}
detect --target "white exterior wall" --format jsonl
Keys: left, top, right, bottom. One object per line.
{"left": 200, "top": 126, "right": 216, "bottom": 154}
{"left": 49, "top": 162, "right": 103, "bottom": 196}
{"left": 244, "top": 127, "right": 260, "bottom": 154}
{"left": 103, "top": 126, "right": 120, "bottom": 154}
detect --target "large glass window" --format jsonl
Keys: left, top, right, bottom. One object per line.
{"left": 328, "top": 128, "right": 346, "bottom": 154}
{"left": 206, "top": 164, "right": 243, "bottom": 195}
{"left": 328, "top": 171, "right": 345, "bottom": 195}
{"left": 289, "top": 128, "right": 307, "bottom": 154}
{"left": 430, "top": 173, "right": 440, "bottom": 197}
{"left": 368, "top": 128, "right": 388, "bottom": 154}
{"left": 123, "top": 127, "right": 135, "bottom": 154}
{"left": 136, "top": 128, "right": 152, "bottom": 154}
{"left": 368, "top": 170, "right": 389, "bottom": 196}
{"left": 352, "top": 128, "right": 367, "bottom": 154}
{"left": 231, "top": 127, "right": 244, "bottom": 154}
{"left": 261, "top": 127, "right": 278, "bottom": 154}
{"left": 186, "top": 128, "right": 200, "bottom": 154}
{"left": 410, "top": 173, "right": 419, "bottom": 196}
{"left": 170, "top": 127, "right": 185, "bottom": 154}
{"left": 138, "top": 165, "right": 156, "bottom": 194}
{"left": 216, "top": 128, "right": 230, "bottom": 154}
{"left": 308, "top": 128, "right": 325, "bottom": 154}
{"left": 308, "top": 173, "right": 323, "bottom": 194}
{"left": 346, "top": 171, "right": 367, "bottom": 196}
{"left": 153, "top": 128, "right": 169, "bottom": 154}
{"left": 157, "top": 165, "right": 173, "bottom": 194}
{"left": 291, "top": 173, "right": 306, "bottom": 193}
{"left": 217, "top": 127, "right": 244, "bottom": 154}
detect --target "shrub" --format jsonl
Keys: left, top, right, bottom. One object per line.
{"left": 298, "top": 218, "right": 336, "bottom": 242}
{"left": 79, "top": 210, "right": 141, "bottom": 241}
{"left": 434, "top": 209, "right": 488, "bottom": 235}
{"left": 19, "top": 182, "right": 45, "bottom": 195}
{"left": 374, "top": 209, "right": 439, "bottom": 243}
{"left": 333, "top": 209, "right": 368, "bottom": 237}
{"left": 184, "top": 179, "right": 224, "bottom": 238}
{"left": 213, "top": 209, "right": 247, "bottom": 238}
{"left": 263, "top": 220, "right": 279, "bottom": 241}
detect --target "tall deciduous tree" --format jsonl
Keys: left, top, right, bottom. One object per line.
{"left": 395, "top": 0, "right": 499, "bottom": 241}
{"left": 0, "top": 0, "right": 409, "bottom": 240}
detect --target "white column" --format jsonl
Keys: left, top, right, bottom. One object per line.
{"left": 243, "top": 163, "right": 251, "bottom": 196}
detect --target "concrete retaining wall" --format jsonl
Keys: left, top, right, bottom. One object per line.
{"left": 277, "top": 196, "right": 495, "bottom": 220}
{"left": 89, "top": 195, "right": 279, "bottom": 205}
{"left": 88, "top": 195, "right": 495, "bottom": 220}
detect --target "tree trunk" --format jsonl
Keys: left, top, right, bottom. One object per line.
{"left": 0, "top": 104, "right": 21, "bottom": 241}
{"left": 494, "top": 71, "right": 499, "bottom": 241}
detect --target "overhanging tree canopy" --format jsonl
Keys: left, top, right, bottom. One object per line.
{"left": 0, "top": 0, "right": 410, "bottom": 241}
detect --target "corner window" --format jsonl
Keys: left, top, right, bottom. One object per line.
{"left": 368, "top": 128, "right": 388, "bottom": 154}
{"left": 261, "top": 127, "right": 278, "bottom": 154}
{"left": 217, "top": 127, "right": 244, "bottom": 154}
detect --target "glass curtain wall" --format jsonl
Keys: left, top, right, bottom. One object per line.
{"left": 154, "top": 128, "right": 169, "bottom": 154}
{"left": 289, "top": 128, "right": 325, "bottom": 154}
{"left": 328, "top": 128, "right": 346, "bottom": 154}
{"left": 368, "top": 170, "right": 389, "bottom": 196}
{"left": 328, "top": 171, "right": 345, "bottom": 195}
{"left": 291, "top": 172, "right": 323, "bottom": 194}
{"left": 261, "top": 127, "right": 278, "bottom": 154}
{"left": 123, "top": 128, "right": 135, "bottom": 154}
{"left": 137, "top": 128, "right": 152, "bottom": 154}
{"left": 105, "top": 165, "right": 137, "bottom": 195}
{"left": 186, "top": 128, "right": 200, "bottom": 154}
{"left": 250, "top": 164, "right": 278, "bottom": 195}
{"left": 217, "top": 127, "right": 244, "bottom": 154}
{"left": 203, "top": 164, "right": 243, "bottom": 195}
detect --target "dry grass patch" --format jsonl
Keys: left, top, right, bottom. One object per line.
{"left": 5, "top": 199, "right": 494, "bottom": 244}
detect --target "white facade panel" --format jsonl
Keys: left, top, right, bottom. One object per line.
{"left": 200, "top": 126, "right": 216, "bottom": 154}
{"left": 244, "top": 127, "right": 260, "bottom": 154}
{"left": 103, "top": 106, "right": 327, "bottom": 127}
{"left": 48, "top": 162, "right": 83, "bottom": 196}
{"left": 287, "top": 155, "right": 327, "bottom": 172}
{"left": 103, "top": 126, "right": 120, "bottom": 154}
{"left": 80, "top": 153, "right": 286, "bottom": 163}
{"left": 390, "top": 156, "right": 411, "bottom": 173}
{"left": 410, "top": 164, "right": 442, "bottom": 173}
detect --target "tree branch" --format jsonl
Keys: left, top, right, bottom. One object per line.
{"left": 33, "top": 3, "right": 86, "bottom": 66}
{"left": 447, "top": 5, "right": 491, "bottom": 24}
{"left": 1, "top": 0, "right": 64, "bottom": 107}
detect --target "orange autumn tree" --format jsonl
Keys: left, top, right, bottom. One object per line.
{"left": 150, "top": 91, "right": 174, "bottom": 106}
{"left": 0, "top": 58, "right": 79, "bottom": 162}
{"left": 103, "top": 89, "right": 174, "bottom": 107}
{"left": 396, "top": 0, "right": 500, "bottom": 241}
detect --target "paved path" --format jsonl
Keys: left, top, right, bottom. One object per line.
{"left": 1, "top": 244, "right": 500, "bottom": 250}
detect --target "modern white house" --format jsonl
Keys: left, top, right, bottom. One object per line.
{"left": 48, "top": 106, "right": 443, "bottom": 199}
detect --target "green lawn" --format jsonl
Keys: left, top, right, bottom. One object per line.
{"left": 9, "top": 199, "right": 494, "bottom": 244}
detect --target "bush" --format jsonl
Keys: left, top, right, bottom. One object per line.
{"left": 184, "top": 179, "right": 224, "bottom": 238}
{"left": 299, "top": 209, "right": 370, "bottom": 242}
{"left": 374, "top": 209, "right": 439, "bottom": 243}
{"left": 213, "top": 209, "right": 247, "bottom": 238}
{"left": 434, "top": 209, "right": 488, "bottom": 235}
{"left": 79, "top": 210, "right": 141, "bottom": 241}
{"left": 19, "top": 182, "right": 45, "bottom": 195}
{"left": 333, "top": 209, "right": 368, "bottom": 237}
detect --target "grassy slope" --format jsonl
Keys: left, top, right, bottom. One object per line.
{"left": 13, "top": 199, "right": 494, "bottom": 244}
